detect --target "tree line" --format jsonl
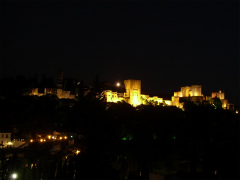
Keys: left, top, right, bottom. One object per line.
{"left": 0, "top": 92, "right": 239, "bottom": 179}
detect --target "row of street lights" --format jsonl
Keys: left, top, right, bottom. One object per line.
{"left": 29, "top": 135, "right": 69, "bottom": 143}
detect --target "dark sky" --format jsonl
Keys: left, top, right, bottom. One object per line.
{"left": 0, "top": 0, "right": 239, "bottom": 105}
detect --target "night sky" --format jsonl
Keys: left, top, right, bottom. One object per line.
{"left": 1, "top": 0, "right": 239, "bottom": 105}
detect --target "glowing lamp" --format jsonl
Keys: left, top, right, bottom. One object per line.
{"left": 11, "top": 173, "right": 17, "bottom": 179}
{"left": 75, "top": 150, "right": 80, "bottom": 155}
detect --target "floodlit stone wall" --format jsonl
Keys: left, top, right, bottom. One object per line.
{"left": 181, "top": 86, "right": 191, "bottom": 97}
{"left": 191, "top": 85, "right": 202, "bottom": 97}
{"left": 27, "top": 79, "right": 233, "bottom": 110}
{"left": 212, "top": 91, "right": 225, "bottom": 100}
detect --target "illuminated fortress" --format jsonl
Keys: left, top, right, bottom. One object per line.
{"left": 104, "top": 79, "right": 169, "bottom": 107}
{"left": 29, "top": 75, "right": 233, "bottom": 110}
{"left": 102, "top": 79, "right": 232, "bottom": 110}
{"left": 103, "top": 79, "right": 178, "bottom": 107}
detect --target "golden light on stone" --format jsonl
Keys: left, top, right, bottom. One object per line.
{"left": 29, "top": 78, "right": 233, "bottom": 110}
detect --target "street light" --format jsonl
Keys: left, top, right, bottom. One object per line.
{"left": 75, "top": 150, "right": 80, "bottom": 155}
{"left": 116, "top": 82, "right": 120, "bottom": 87}
{"left": 11, "top": 173, "right": 17, "bottom": 179}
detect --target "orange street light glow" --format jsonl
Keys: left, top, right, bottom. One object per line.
{"left": 75, "top": 150, "right": 80, "bottom": 155}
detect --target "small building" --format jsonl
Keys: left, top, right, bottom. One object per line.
{"left": 0, "top": 132, "right": 12, "bottom": 148}
{"left": 0, "top": 132, "right": 26, "bottom": 148}
{"left": 172, "top": 85, "right": 203, "bottom": 109}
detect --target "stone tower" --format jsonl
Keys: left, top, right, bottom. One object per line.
{"left": 124, "top": 79, "right": 141, "bottom": 106}
{"left": 191, "top": 85, "right": 202, "bottom": 96}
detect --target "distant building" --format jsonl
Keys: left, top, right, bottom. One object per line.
{"left": 210, "top": 90, "right": 233, "bottom": 109}
{"left": 0, "top": 132, "right": 26, "bottom": 148}
{"left": 124, "top": 79, "right": 142, "bottom": 106}
{"left": 172, "top": 85, "right": 204, "bottom": 109}
{"left": 29, "top": 71, "right": 76, "bottom": 99}
{"left": 172, "top": 86, "right": 233, "bottom": 110}
{"left": 0, "top": 132, "right": 11, "bottom": 148}
{"left": 27, "top": 73, "right": 235, "bottom": 110}
{"left": 103, "top": 79, "right": 173, "bottom": 107}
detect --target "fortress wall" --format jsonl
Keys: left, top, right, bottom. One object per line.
{"left": 191, "top": 85, "right": 202, "bottom": 97}
{"left": 181, "top": 86, "right": 191, "bottom": 97}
